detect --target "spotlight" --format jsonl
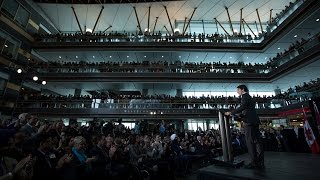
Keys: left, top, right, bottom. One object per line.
{"left": 42, "top": 80, "right": 47, "bottom": 85}
{"left": 17, "top": 69, "right": 22, "bottom": 73}
{"left": 33, "top": 76, "right": 38, "bottom": 81}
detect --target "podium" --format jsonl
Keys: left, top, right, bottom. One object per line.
{"left": 211, "top": 111, "right": 244, "bottom": 168}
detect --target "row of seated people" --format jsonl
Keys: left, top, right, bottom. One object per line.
{"left": 0, "top": 113, "right": 313, "bottom": 180}
{"left": 0, "top": 114, "right": 229, "bottom": 180}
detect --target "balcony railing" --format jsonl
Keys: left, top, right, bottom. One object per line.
{"left": 32, "top": 34, "right": 320, "bottom": 75}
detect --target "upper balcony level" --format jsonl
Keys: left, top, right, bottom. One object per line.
{"left": 27, "top": 34, "right": 320, "bottom": 82}
{"left": 31, "top": 0, "right": 320, "bottom": 52}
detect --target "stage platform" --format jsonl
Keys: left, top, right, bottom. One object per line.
{"left": 197, "top": 152, "right": 320, "bottom": 180}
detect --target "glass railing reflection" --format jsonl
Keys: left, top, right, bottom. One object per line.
{"left": 16, "top": 101, "right": 283, "bottom": 110}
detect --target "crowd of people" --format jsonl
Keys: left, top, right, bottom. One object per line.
{"left": 32, "top": 32, "right": 319, "bottom": 75}
{"left": 35, "top": 30, "right": 263, "bottom": 44}
{"left": 0, "top": 112, "right": 308, "bottom": 180}
{"left": 265, "top": 36, "right": 311, "bottom": 68}
{"left": 18, "top": 93, "right": 275, "bottom": 110}
{"left": 34, "top": 61, "right": 269, "bottom": 74}
{"left": 287, "top": 78, "right": 320, "bottom": 94}
{"left": 268, "top": 0, "right": 302, "bottom": 27}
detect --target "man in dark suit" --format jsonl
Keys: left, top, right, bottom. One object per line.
{"left": 225, "top": 85, "right": 264, "bottom": 169}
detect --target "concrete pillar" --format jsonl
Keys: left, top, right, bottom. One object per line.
{"left": 176, "top": 89, "right": 183, "bottom": 97}
{"left": 142, "top": 89, "right": 148, "bottom": 96}
{"left": 74, "top": 89, "right": 82, "bottom": 96}
{"left": 274, "top": 88, "right": 281, "bottom": 96}
{"left": 206, "top": 119, "right": 210, "bottom": 131}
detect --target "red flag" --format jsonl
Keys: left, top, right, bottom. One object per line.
{"left": 302, "top": 107, "right": 320, "bottom": 154}
{"left": 313, "top": 101, "right": 320, "bottom": 128}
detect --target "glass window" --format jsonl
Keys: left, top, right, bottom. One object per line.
{"left": 1, "top": 0, "right": 19, "bottom": 19}
{"left": 15, "top": 5, "right": 30, "bottom": 27}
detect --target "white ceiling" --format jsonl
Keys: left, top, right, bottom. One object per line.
{"left": 37, "top": 0, "right": 292, "bottom": 33}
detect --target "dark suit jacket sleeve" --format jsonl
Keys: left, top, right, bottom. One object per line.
{"left": 231, "top": 94, "right": 249, "bottom": 115}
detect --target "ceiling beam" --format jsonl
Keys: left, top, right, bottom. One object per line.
{"left": 71, "top": 6, "right": 83, "bottom": 35}
{"left": 183, "top": 7, "right": 197, "bottom": 35}
{"left": 92, "top": 6, "right": 105, "bottom": 33}
{"left": 133, "top": 6, "right": 143, "bottom": 34}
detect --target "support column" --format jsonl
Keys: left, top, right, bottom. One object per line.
{"left": 74, "top": 89, "right": 82, "bottom": 96}
{"left": 274, "top": 88, "right": 281, "bottom": 96}
{"left": 176, "top": 89, "right": 182, "bottom": 97}
{"left": 206, "top": 119, "right": 210, "bottom": 131}
{"left": 142, "top": 89, "right": 148, "bottom": 96}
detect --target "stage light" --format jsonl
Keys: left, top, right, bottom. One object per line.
{"left": 33, "top": 76, "right": 38, "bottom": 81}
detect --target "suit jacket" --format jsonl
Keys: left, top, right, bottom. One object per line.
{"left": 195, "top": 141, "right": 204, "bottom": 154}
{"left": 231, "top": 93, "right": 260, "bottom": 125}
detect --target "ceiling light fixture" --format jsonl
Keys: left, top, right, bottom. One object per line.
{"left": 127, "top": 56, "right": 129, "bottom": 58}
{"left": 316, "top": 18, "right": 319, "bottom": 22}
{"left": 161, "top": 56, "right": 164, "bottom": 58}
{"left": 144, "top": 56, "right": 146, "bottom": 58}
{"left": 277, "top": 47, "right": 280, "bottom": 50}
{"left": 42, "top": 80, "right": 47, "bottom": 85}
{"left": 33, "top": 76, "right": 38, "bottom": 81}
{"left": 59, "top": 56, "right": 61, "bottom": 58}
{"left": 75, "top": 56, "right": 78, "bottom": 58}
{"left": 294, "top": 35, "right": 297, "bottom": 38}
{"left": 93, "top": 56, "right": 95, "bottom": 58}
{"left": 179, "top": 56, "right": 181, "bottom": 58}
{"left": 17, "top": 69, "right": 22, "bottom": 73}
{"left": 246, "top": 57, "right": 249, "bottom": 59}
{"left": 109, "top": 56, "right": 112, "bottom": 58}
{"left": 230, "top": 57, "right": 232, "bottom": 58}
{"left": 4, "top": 44, "right": 8, "bottom": 48}
{"left": 196, "top": 56, "right": 199, "bottom": 58}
